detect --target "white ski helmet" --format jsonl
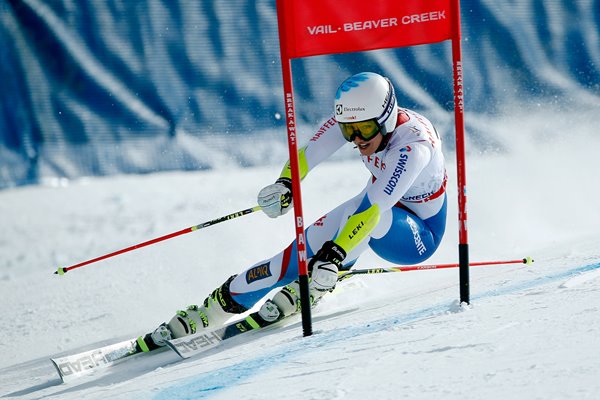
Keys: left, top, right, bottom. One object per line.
{"left": 334, "top": 72, "right": 398, "bottom": 142}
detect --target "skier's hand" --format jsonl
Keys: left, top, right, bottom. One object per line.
{"left": 309, "top": 241, "right": 346, "bottom": 292}
{"left": 258, "top": 178, "right": 293, "bottom": 218}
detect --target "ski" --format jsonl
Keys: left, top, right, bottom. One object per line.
{"left": 50, "top": 338, "right": 150, "bottom": 383}
{"left": 51, "top": 284, "right": 356, "bottom": 382}
{"left": 50, "top": 312, "right": 287, "bottom": 382}
{"left": 166, "top": 310, "right": 285, "bottom": 359}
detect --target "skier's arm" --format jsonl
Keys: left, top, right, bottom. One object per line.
{"left": 278, "top": 116, "right": 346, "bottom": 180}
{"left": 332, "top": 143, "right": 432, "bottom": 254}
{"left": 258, "top": 117, "right": 346, "bottom": 218}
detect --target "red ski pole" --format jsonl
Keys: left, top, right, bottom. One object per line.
{"left": 338, "top": 257, "right": 534, "bottom": 280}
{"left": 55, "top": 206, "right": 261, "bottom": 275}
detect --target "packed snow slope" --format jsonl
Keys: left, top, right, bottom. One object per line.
{"left": 0, "top": 106, "right": 599, "bottom": 399}
{"left": 1, "top": 0, "right": 600, "bottom": 187}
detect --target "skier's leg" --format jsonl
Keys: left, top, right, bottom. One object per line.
{"left": 138, "top": 228, "right": 336, "bottom": 350}
{"left": 139, "top": 244, "right": 301, "bottom": 351}
{"left": 139, "top": 195, "right": 370, "bottom": 350}
{"left": 267, "top": 195, "right": 373, "bottom": 319}
{"left": 368, "top": 196, "right": 447, "bottom": 264}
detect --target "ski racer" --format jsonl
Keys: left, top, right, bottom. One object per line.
{"left": 137, "top": 72, "right": 448, "bottom": 352}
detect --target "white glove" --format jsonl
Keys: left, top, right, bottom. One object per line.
{"left": 310, "top": 261, "right": 339, "bottom": 292}
{"left": 257, "top": 178, "right": 293, "bottom": 218}
{"left": 308, "top": 241, "right": 346, "bottom": 292}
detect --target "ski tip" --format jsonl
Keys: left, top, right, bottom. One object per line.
{"left": 523, "top": 256, "right": 534, "bottom": 265}
{"left": 50, "top": 358, "right": 67, "bottom": 383}
{"left": 55, "top": 267, "right": 67, "bottom": 276}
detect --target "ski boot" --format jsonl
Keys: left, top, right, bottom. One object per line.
{"left": 259, "top": 280, "right": 332, "bottom": 323}
{"left": 267, "top": 255, "right": 340, "bottom": 319}
{"left": 136, "top": 275, "right": 248, "bottom": 352}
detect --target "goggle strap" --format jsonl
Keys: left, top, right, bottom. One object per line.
{"left": 377, "top": 79, "right": 395, "bottom": 128}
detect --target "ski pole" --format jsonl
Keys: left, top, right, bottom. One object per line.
{"left": 338, "top": 257, "right": 534, "bottom": 281}
{"left": 55, "top": 206, "right": 262, "bottom": 276}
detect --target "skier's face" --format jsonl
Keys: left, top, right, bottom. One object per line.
{"left": 353, "top": 133, "right": 383, "bottom": 156}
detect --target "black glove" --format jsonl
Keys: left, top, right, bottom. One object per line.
{"left": 275, "top": 178, "right": 293, "bottom": 209}
{"left": 309, "top": 241, "right": 346, "bottom": 270}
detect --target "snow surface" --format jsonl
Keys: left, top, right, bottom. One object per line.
{"left": 1, "top": 106, "right": 600, "bottom": 399}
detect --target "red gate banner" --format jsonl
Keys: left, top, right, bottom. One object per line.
{"left": 277, "top": 0, "right": 454, "bottom": 58}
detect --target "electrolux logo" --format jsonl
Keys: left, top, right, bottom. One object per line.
{"left": 344, "top": 106, "right": 365, "bottom": 112}
{"left": 336, "top": 104, "right": 366, "bottom": 118}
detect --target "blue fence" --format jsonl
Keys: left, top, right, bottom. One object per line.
{"left": 1, "top": 0, "right": 599, "bottom": 188}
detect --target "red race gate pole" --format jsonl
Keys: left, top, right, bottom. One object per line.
{"left": 276, "top": 1, "right": 312, "bottom": 337}
{"left": 451, "top": 0, "right": 470, "bottom": 304}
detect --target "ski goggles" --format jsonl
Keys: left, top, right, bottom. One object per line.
{"left": 338, "top": 119, "right": 383, "bottom": 142}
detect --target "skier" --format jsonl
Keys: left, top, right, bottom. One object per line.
{"left": 137, "top": 72, "right": 448, "bottom": 352}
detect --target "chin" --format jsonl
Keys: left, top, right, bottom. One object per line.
{"left": 359, "top": 147, "right": 375, "bottom": 156}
